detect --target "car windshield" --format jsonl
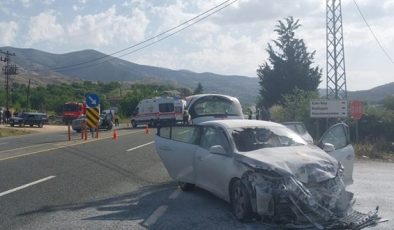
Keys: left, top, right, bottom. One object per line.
{"left": 64, "top": 104, "right": 80, "bottom": 112}
{"left": 231, "top": 126, "right": 307, "bottom": 152}
{"left": 283, "top": 123, "right": 307, "bottom": 135}
{"left": 189, "top": 96, "right": 243, "bottom": 117}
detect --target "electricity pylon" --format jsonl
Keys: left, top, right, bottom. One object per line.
{"left": 326, "top": 0, "right": 347, "bottom": 100}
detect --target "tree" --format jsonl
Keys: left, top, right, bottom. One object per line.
{"left": 193, "top": 82, "right": 203, "bottom": 94}
{"left": 257, "top": 16, "right": 322, "bottom": 107}
{"left": 383, "top": 95, "right": 394, "bottom": 111}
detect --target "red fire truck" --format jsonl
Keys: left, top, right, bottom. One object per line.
{"left": 62, "top": 102, "right": 86, "bottom": 124}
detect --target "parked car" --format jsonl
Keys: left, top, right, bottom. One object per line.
{"left": 282, "top": 121, "right": 314, "bottom": 144}
{"left": 154, "top": 120, "right": 374, "bottom": 228}
{"left": 71, "top": 113, "right": 113, "bottom": 132}
{"left": 9, "top": 112, "right": 48, "bottom": 128}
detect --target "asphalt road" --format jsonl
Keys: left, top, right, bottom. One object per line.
{"left": 0, "top": 128, "right": 392, "bottom": 229}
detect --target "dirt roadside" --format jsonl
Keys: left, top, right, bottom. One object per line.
{"left": 0, "top": 124, "right": 68, "bottom": 134}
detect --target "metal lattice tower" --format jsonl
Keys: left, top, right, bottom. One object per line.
{"left": 326, "top": 0, "right": 347, "bottom": 100}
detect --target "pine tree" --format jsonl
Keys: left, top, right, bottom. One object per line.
{"left": 257, "top": 16, "right": 322, "bottom": 107}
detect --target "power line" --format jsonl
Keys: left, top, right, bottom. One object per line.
{"left": 352, "top": 0, "right": 394, "bottom": 65}
{"left": 50, "top": 0, "right": 238, "bottom": 71}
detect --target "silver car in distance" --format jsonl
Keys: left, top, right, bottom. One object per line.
{"left": 155, "top": 119, "right": 381, "bottom": 229}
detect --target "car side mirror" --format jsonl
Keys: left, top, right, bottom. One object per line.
{"left": 322, "top": 143, "right": 335, "bottom": 152}
{"left": 209, "top": 145, "right": 226, "bottom": 155}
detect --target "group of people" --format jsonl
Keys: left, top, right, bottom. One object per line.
{"left": 247, "top": 107, "right": 271, "bottom": 121}
{"left": 0, "top": 109, "right": 12, "bottom": 124}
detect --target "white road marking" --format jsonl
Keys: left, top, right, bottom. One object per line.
{"left": 126, "top": 141, "right": 154, "bottom": 152}
{"left": 0, "top": 130, "right": 144, "bottom": 161}
{"left": 144, "top": 205, "right": 168, "bottom": 226}
{"left": 0, "top": 175, "right": 56, "bottom": 197}
{"left": 168, "top": 189, "right": 181, "bottom": 200}
{"left": 0, "top": 142, "right": 8, "bottom": 146}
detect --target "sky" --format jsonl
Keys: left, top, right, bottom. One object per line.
{"left": 0, "top": 0, "right": 393, "bottom": 91}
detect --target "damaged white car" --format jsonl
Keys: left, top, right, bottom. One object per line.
{"left": 155, "top": 119, "right": 381, "bottom": 229}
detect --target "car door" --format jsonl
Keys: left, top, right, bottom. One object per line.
{"left": 319, "top": 123, "right": 354, "bottom": 185}
{"left": 194, "top": 126, "right": 233, "bottom": 199}
{"left": 155, "top": 125, "right": 201, "bottom": 184}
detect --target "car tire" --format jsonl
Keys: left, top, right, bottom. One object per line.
{"left": 178, "top": 182, "right": 195, "bottom": 191}
{"left": 231, "top": 180, "right": 253, "bottom": 222}
{"left": 38, "top": 123, "right": 43, "bottom": 128}
{"left": 11, "top": 124, "right": 14, "bottom": 127}
{"left": 30, "top": 124, "right": 33, "bottom": 127}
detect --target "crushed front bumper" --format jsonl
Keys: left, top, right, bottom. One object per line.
{"left": 243, "top": 172, "right": 385, "bottom": 229}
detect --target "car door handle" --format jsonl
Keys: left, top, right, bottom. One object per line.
{"left": 159, "top": 146, "right": 171, "bottom": 151}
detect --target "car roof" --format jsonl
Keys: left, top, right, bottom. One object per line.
{"left": 282, "top": 121, "right": 304, "bottom": 125}
{"left": 199, "top": 119, "right": 285, "bottom": 129}
{"left": 186, "top": 94, "right": 238, "bottom": 101}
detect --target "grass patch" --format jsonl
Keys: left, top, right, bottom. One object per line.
{"left": 354, "top": 142, "right": 394, "bottom": 161}
{"left": 0, "top": 128, "right": 34, "bottom": 137}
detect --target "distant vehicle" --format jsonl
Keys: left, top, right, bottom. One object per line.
{"left": 154, "top": 120, "right": 367, "bottom": 228}
{"left": 9, "top": 112, "right": 48, "bottom": 128}
{"left": 282, "top": 122, "right": 314, "bottom": 144}
{"left": 63, "top": 102, "right": 86, "bottom": 124}
{"left": 130, "top": 97, "right": 186, "bottom": 128}
{"left": 185, "top": 94, "right": 244, "bottom": 124}
{"left": 71, "top": 113, "right": 113, "bottom": 132}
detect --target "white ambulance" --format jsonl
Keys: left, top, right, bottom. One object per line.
{"left": 130, "top": 97, "right": 186, "bottom": 128}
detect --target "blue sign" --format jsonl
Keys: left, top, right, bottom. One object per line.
{"left": 86, "top": 93, "right": 100, "bottom": 108}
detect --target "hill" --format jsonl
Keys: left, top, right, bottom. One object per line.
{"left": 1, "top": 47, "right": 392, "bottom": 105}
{"left": 0, "top": 47, "right": 259, "bottom": 106}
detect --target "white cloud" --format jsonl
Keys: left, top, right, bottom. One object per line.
{"left": 20, "top": 0, "right": 30, "bottom": 8}
{"left": 42, "top": 0, "right": 55, "bottom": 5}
{"left": 0, "top": 21, "right": 18, "bottom": 45}
{"left": 27, "top": 10, "right": 64, "bottom": 45}
{"left": 67, "top": 6, "right": 149, "bottom": 47}
{"left": 73, "top": 0, "right": 88, "bottom": 11}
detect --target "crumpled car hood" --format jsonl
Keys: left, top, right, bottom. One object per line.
{"left": 235, "top": 145, "right": 339, "bottom": 183}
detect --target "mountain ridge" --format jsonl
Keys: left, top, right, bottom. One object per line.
{"left": 1, "top": 47, "right": 392, "bottom": 105}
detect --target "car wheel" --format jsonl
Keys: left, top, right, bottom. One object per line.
{"left": 178, "top": 182, "right": 195, "bottom": 191}
{"left": 38, "top": 123, "right": 43, "bottom": 128}
{"left": 30, "top": 124, "right": 33, "bottom": 127}
{"left": 131, "top": 120, "right": 137, "bottom": 128}
{"left": 11, "top": 124, "right": 14, "bottom": 127}
{"left": 231, "top": 180, "right": 253, "bottom": 222}
{"left": 19, "top": 123, "right": 22, "bottom": 127}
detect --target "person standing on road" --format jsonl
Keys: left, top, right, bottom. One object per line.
{"left": 114, "top": 113, "right": 119, "bottom": 127}
{"left": 5, "top": 110, "right": 11, "bottom": 124}
{"left": 183, "top": 109, "right": 189, "bottom": 125}
{"left": 259, "top": 106, "right": 271, "bottom": 121}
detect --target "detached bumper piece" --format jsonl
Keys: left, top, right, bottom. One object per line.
{"left": 324, "top": 207, "right": 382, "bottom": 230}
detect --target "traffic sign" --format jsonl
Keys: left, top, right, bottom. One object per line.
{"left": 310, "top": 99, "right": 348, "bottom": 118}
{"left": 86, "top": 93, "right": 100, "bottom": 108}
{"left": 86, "top": 107, "right": 100, "bottom": 128}
{"left": 350, "top": 100, "right": 363, "bottom": 120}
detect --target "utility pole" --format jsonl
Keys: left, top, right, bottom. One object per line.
{"left": 326, "top": 0, "right": 347, "bottom": 100}
{"left": 0, "top": 50, "right": 18, "bottom": 111}
{"left": 27, "top": 79, "right": 31, "bottom": 111}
